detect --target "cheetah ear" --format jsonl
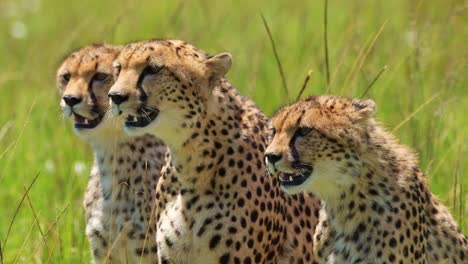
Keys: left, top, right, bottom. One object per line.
{"left": 351, "top": 99, "right": 376, "bottom": 122}
{"left": 205, "top": 53, "right": 232, "bottom": 81}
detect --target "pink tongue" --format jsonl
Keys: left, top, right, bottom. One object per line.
{"left": 281, "top": 173, "right": 291, "bottom": 180}
{"left": 73, "top": 113, "right": 85, "bottom": 123}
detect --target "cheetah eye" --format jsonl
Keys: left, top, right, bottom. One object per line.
{"left": 142, "top": 64, "right": 164, "bottom": 79}
{"left": 295, "top": 127, "right": 312, "bottom": 137}
{"left": 92, "top": 72, "right": 110, "bottom": 83}
{"left": 138, "top": 64, "right": 164, "bottom": 88}
{"left": 113, "top": 62, "right": 121, "bottom": 76}
{"left": 61, "top": 73, "right": 71, "bottom": 84}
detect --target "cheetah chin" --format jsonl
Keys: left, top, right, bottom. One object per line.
{"left": 124, "top": 107, "right": 159, "bottom": 128}
{"left": 277, "top": 166, "right": 313, "bottom": 187}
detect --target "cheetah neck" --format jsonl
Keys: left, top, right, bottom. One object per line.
{"left": 167, "top": 80, "right": 267, "bottom": 190}
{"left": 324, "top": 123, "right": 421, "bottom": 233}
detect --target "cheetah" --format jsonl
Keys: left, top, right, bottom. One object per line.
{"left": 265, "top": 95, "right": 468, "bottom": 263}
{"left": 57, "top": 44, "right": 167, "bottom": 263}
{"left": 107, "top": 39, "right": 321, "bottom": 263}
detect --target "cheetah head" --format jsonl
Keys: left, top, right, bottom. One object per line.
{"left": 108, "top": 40, "right": 231, "bottom": 147}
{"left": 265, "top": 95, "right": 376, "bottom": 199}
{"left": 57, "top": 44, "right": 122, "bottom": 141}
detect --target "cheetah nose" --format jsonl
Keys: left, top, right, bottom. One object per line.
{"left": 265, "top": 153, "right": 282, "bottom": 165}
{"left": 63, "top": 95, "right": 82, "bottom": 107}
{"left": 108, "top": 92, "right": 129, "bottom": 105}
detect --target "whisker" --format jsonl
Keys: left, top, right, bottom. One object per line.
{"left": 292, "top": 162, "right": 313, "bottom": 171}
{"left": 144, "top": 105, "right": 159, "bottom": 112}
{"left": 139, "top": 107, "right": 151, "bottom": 122}
{"left": 140, "top": 103, "right": 159, "bottom": 112}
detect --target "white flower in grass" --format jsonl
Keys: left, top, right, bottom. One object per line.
{"left": 10, "top": 20, "right": 27, "bottom": 39}
{"left": 73, "top": 161, "right": 86, "bottom": 174}
{"left": 44, "top": 159, "right": 55, "bottom": 172}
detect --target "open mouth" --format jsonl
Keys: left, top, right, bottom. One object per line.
{"left": 277, "top": 167, "right": 313, "bottom": 187}
{"left": 124, "top": 108, "right": 159, "bottom": 128}
{"left": 73, "top": 112, "right": 103, "bottom": 129}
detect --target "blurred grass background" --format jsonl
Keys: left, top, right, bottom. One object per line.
{"left": 0, "top": 0, "right": 466, "bottom": 262}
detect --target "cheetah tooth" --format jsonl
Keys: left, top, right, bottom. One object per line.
{"left": 84, "top": 118, "right": 89, "bottom": 125}
{"left": 289, "top": 176, "right": 293, "bottom": 181}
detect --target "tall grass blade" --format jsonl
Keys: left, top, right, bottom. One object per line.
{"left": 169, "top": 1, "right": 186, "bottom": 26}
{"left": 0, "top": 100, "right": 36, "bottom": 161}
{"left": 3, "top": 172, "right": 41, "bottom": 253}
{"left": 296, "top": 70, "right": 314, "bottom": 101}
{"left": 452, "top": 146, "right": 459, "bottom": 210}
{"left": 260, "top": 13, "right": 289, "bottom": 102}
{"left": 392, "top": 92, "right": 441, "bottom": 132}
{"left": 323, "top": 0, "right": 331, "bottom": 88}
{"left": 459, "top": 154, "right": 464, "bottom": 229}
{"left": 24, "top": 187, "right": 49, "bottom": 253}
{"left": 13, "top": 214, "right": 39, "bottom": 264}
{"left": 340, "top": 19, "right": 388, "bottom": 96}
{"left": 360, "top": 65, "right": 387, "bottom": 98}
{"left": 43, "top": 203, "right": 70, "bottom": 263}
{"left": 349, "top": 19, "right": 388, "bottom": 95}
{"left": 453, "top": 144, "right": 461, "bottom": 219}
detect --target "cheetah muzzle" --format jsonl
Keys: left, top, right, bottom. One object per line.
{"left": 125, "top": 106, "right": 159, "bottom": 128}
{"left": 72, "top": 112, "right": 104, "bottom": 129}
{"left": 273, "top": 165, "right": 313, "bottom": 187}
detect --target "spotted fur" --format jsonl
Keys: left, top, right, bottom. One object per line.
{"left": 266, "top": 95, "right": 468, "bottom": 263}
{"left": 108, "top": 39, "right": 321, "bottom": 263}
{"left": 57, "top": 44, "right": 167, "bottom": 263}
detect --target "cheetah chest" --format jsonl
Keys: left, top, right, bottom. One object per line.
{"left": 85, "top": 168, "right": 158, "bottom": 262}
{"left": 157, "top": 194, "right": 231, "bottom": 263}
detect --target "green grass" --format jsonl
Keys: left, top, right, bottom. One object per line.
{"left": 0, "top": 0, "right": 466, "bottom": 262}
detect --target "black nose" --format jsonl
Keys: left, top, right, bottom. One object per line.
{"left": 108, "top": 92, "right": 129, "bottom": 105}
{"left": 63, "top": 95, "right": 82, "bottom": 107}
{"left": 265, "top": 153, "right": 282, "bottom": 165}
